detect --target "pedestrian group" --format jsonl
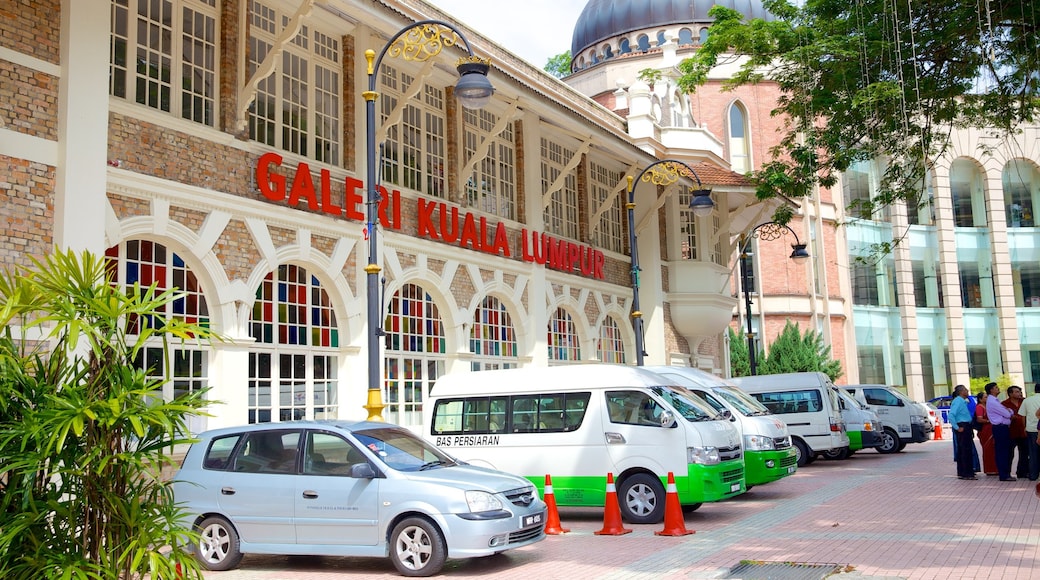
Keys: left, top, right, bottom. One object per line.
{"left": 950, "top": 383, "right": 1040, "bottom": 481}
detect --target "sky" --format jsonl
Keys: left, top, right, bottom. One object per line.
{"left": 425, "top": 0, "right": 589, "bottom": 68}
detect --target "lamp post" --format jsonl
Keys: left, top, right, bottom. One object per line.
{"left": 625, "top": 160, "right": 714, "bottom": 366}
{"left": 739, "top": 222, "right": 810, "bottom": 375}
{"left": 363, "top": 21, "right": 494, "bottom": 420}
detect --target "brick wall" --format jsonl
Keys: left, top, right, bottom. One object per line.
{"left": 0, "top": 59, "right": 58, "bottom": 139}
{"left": 0, "top": 0, "right": 61, "bottom": 64}
{"left": 0, "top": 156, "right": 54, "bottom": 270}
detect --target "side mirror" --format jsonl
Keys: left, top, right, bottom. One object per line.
{"left": 659, "top": 410, "right": 677, "bottom": 428}
{"left": 351, "top": 463, "right": 378, "bottom": 479}
{"left": 718, "top": 409, "right": 733, "bottom": 421}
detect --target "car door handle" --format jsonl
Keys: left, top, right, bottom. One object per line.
{"left": 220, "top": 487, "right": 235, "bottom": 495}
{"left": 302, "top": 490, "right": 319, "bottom": 499}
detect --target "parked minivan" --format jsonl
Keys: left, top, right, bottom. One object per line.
{"left": 828, "top": 388, "right": 883, "bottom": 459}
{"left": 172, "top": 421, "right": 546, "bottom": 576}
{"left": 730, "top": 372, "right": 849, "bottom": 467}
{"left": 646, "top": 366, "right": 798, "bottom": 486}
{"left": 843, "top": 385, "right": 931, "bottom": 453}
{"left": 425, "top": 365, "right": 745, "bottom": 524}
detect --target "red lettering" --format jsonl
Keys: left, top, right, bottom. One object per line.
{"left": 417, "top": 199, "right": 438, "bottom": 239}
{"left": 568, "top": 243, "right": 581, "bottom": 272}
{"left": 460, "top": 212, "right": 479, "bottom": 249}
{"left": 594, "top": 250, "right": 605, "bottom": 280}
{"left": 256, "top": 152, "right": 286, "bottom": 201}
{"left": 492, "top": 222, "right": 510, "bottom": 257}
{"left": 391, "top": 190, "right": 402, "bottom": 230}
{"left": 344, "top": 177, "right": 365, "bottom": 221}
{"left": 319, "top": 169, "right": 342, "bottom": 216}
{"left": 287, "top": 162, "right": 319, "bottom": 210}
{"left": 439, "top": 204, "right": 460, "bottom": 243}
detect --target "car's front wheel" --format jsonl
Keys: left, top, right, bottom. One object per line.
{"left": 617, "top": 473, "right": 666, "bottom": 524}
{"left": 194, "top": 515, "right": 243, "bottom": 571}
{"left": 389, "top": 516, "right": 447, "bottom": 577}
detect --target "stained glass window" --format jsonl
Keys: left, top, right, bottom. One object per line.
{"left": 597, "top": 316, "right": 627, "bottom": 364}
{"left": 385, "top": 284, "right": 446, "bottom": 426}
{"left": 470, "top": 296, "right": 518, "bottom": 370}
{"left": 548, "top": 307, "right": 581, "bottom": 363}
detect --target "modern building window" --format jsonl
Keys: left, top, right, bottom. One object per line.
{"left": 906, "top": 172, "right": 935, "bottom": 226}
{"left": 1013, "top": 262, "right": 1040, "bottom": 307}
{"left": 541, "top": 138, "right": 580, "bottom": 240}
{"left": 1003, "top": 160, "right": 1037, "bottom": 228}
{"left": 958, "top": 262, "right": 994, "bottom": 308}
{"left": 245, "top": 1, "right": 340, "bottom": 163}
{"left": 857, "top": 346, "right": 886, "bottom": 384}
{"left": 727, "top": 102, "right": 750, "bottom": 174}
{"left": 589, "top": 161, "right": 625, "bottom": 254}
{"left": 384, "top": 284, "right": 445, "bottom": 426}
{"left": 469, "top": 296, "right": 518, "bottom": 371}
{"left": 852, "top": 262, "right": 880, "bottom": 306}
{"left": 596, "top": 316, "right": 627, "bottom": 364}
{"left": 105, "top": 240, "right": 210, "bottom": 426}
{"left": 463, "top": 108, "right": 516, "bottom": 219}
{"left": 548, "top": 307, "right": 581, "bottom": 363}
{"left": 248, "top": 264, "right": 339, "bottom": 423}
{"left": 950, "top": 159, "right": 984, "bottom": 227}
{"left": 845, "top": 162, "right": 873, "bottom": 220}
{"left": 967, "top": 348, "right": 990, "bottom": 380}
{"left": 109, "top": 0, "right": 218, "bottom": 126}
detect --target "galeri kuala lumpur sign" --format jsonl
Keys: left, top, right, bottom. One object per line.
{"left": 256, "top": 151, "right": 606, "bottom": 280}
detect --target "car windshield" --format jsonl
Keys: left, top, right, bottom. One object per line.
{"left": 352, "top": 426, "right": 456, "bottom": 472}
{"left": 649, "top": 385, "right": 718, "bottom": 421}
{"left": 713, "top": 386, "right": 770, "bottom": 416}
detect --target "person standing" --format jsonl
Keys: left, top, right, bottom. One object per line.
{"left": 976, "top": 391, "right": 995, "bottom": 475}
{"left": 949, "top": 385, "right": 976, "bottom": 480}
{"left": 1003, "top": 385, "right": 1028, "bottom": 479}
{"left": 986, "top": 382, "right": 1016, "bottom": 481}
{"left": 1018, "top": 384, "right": 1040, "bottom": 481}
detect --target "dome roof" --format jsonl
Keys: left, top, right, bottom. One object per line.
{"left": 571, "top": 0, "right": 772, "bottom": 58}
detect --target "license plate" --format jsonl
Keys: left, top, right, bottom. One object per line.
{"left": 788, "top": 466, "right": 796, "bottom": 474}
{"left": 523, "top": 513, "right": 543, "bottom": 527}
{"left": 730, "top": 483, "right": 741, "bottom": 493}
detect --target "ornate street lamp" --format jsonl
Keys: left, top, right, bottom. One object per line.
{"left": 625, "top": 160, "right": 713, "bottom": 366}
{"left": 739, "top": 222, "right": 810, "bottom": 375}
{"left": 363, "top": 21, "right": 494, "bottom": 420}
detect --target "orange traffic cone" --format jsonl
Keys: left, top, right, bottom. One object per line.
{"left": 594, "top": 473, "right": 632, "bottom": 536}
{"left": 656, "top": 472, "right": 694, "bottom": 536}
{"left": 542, "top": 474, "right": 570, "bottom": 534}
{"left": 934, "top": 420, "right": 943, "bottom": 440}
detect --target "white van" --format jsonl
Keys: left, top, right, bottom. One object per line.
{"left": 730, "top": 372, "right": 849, "bottom": 467}
{"left": 645, "top": 366, "right": 798, "bottom": 487}
{"left": 829, "top": 388, "right": 883, "bottom": 459}
{"left": 843, "top": 385, "right": 931, "bottom": 453}
{"left": 424, "top": 365, "right": 745, "bottom": 524}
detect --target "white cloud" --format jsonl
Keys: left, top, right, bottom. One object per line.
{"left": 425, "top": 0, "right": 587, "bottom": 68}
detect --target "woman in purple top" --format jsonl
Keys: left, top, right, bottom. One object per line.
{"left": 976, "top": 391, "right": 996, "bottom": 476}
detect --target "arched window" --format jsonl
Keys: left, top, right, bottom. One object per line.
{"left": 548, "top": 307, "right": 581, "bottom": 363}
{"left": 603, "top": 44, "right": 614, "bottom": 59}
{"left": 637, "top": 34, "right": 651, "bottom": 52}
{"left": 619, "top": 38, "right": 631, "bottom": 54}
{"left": 699, "top": 28, "right": 709, "bottom": 44}
{"left": 384, "top": 284, "right": 446, "bottom": 426}
{"left": 656, "top": 31, "right": 666, "bottom": 47}
{"left": 597, "top": 316, "right": 627, "bottom": 364}
{"left": 728, "top": 101, "right": 751, "bottom": 173}
{"left": 249, "top": 264, "right": 339, "bottom": 423}
{"left": 951, "top": 159, "right": 984, "bottom": 227}
{"left": 1003, "top": 160, "right": 1038, "bottom": 228}
{"left": 470, "top": 296, "right": 519, "bottom": 370}
{"left": 678, "top": 28, "right": 694, "bottom": 45}
{"left": 106, "top": 240, "right": 210, "bottom": 429}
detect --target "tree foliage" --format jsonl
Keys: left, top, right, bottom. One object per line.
{"left": 677, "top": 0, "right": 1040, "bottom": 222}
{"left": 0, "top": 250, "right": 215, "bottom": 579}
{"left": 544, "top": 50, "right": 572, "bottom": 79}
{"left": 727, "top": 325, "right": 753, "bottom": 377}
{"left": 736, "top": 320, "right": 842, "bottom": 381}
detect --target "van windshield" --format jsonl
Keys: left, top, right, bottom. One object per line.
{"left": 650, "top": 386, "right": 718, "bottom": 421}
{"left": 713, "top": 386, "right": 770, "bottom": 416}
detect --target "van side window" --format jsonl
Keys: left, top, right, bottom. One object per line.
{"left": 431, "top": 393, "right": 590, "bottom": 435}
{"left": 750, "top": 390, "right": 822, "bottom": 414}
{"left": 606, "top": 391, "right": 665, "bottom": 426}
{"left": 231, "top": 430, "right": 301, "bottom": 474}
{"left": 863, "top": 388, "right": 900, "bottom": 406}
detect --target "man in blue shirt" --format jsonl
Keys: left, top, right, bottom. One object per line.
{"left": 949, "top": 384, "right": 976, "bottom": 480}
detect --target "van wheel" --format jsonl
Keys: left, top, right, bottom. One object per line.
{"left": 618, "top": 473, "right": 666, "bottom": 524}
{"left": 823, "top": 447, "right": 849, "bottom": 460}
{"left": 389, "top": 517, "right": 447, "bottom": 577}
{"left": 877, "top": 428, "right": 900, "bottom": 454}
{"left": 194, "top": 516, "right": 243, "bottom": 571}
{"left": 793, "top": 439, "right": 812, "bottom": 467}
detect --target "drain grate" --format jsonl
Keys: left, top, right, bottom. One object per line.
{"left": 723, "top": 560, "right": 844, "bottom": 580}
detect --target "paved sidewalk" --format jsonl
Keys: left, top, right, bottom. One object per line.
{"left": 203, "top": 434, "right": 1040, "bottom": 579}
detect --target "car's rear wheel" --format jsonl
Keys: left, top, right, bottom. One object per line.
{"left": 389, "top": 516, "right": 447, "bottom": 577}
{"left": 823, "top": 447, "right": 850, "bottom": 460}
{"left": 194, "top": 516, "right": 243, "bottom": 571}
{"left": 877, "top": 428, "right": 900, "bottom": 454}
{"left": 617, "top": 473, "right": 666, "bottom": 524}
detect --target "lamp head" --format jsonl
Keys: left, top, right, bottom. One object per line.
{"left": 455, "top": 58, "right": 495, "bottom": 109}
{"left": 790, "top": 243, "right": 810, "bottom": 262}
{"left": 688, "top": 189, "right": 714, "bottom": 217}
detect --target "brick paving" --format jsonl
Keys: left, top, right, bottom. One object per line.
{"left": 203, "top": 432, "right": 1040, "bottom": 579}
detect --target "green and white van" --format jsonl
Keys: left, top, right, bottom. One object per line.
{"left": 646, "top": 366, "right": 798, "bottom": 487}
{"left": 424, "top": 365, "right": 745, "bottom": 524}
{"left": 843, "top": 385, "right": 931, "bottom": 453}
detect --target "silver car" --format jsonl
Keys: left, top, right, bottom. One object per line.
{"left": 173, "top": 421, "right": 546, "bottom": 577}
